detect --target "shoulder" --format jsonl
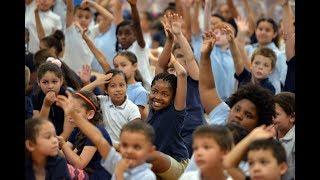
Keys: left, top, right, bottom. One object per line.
{"left": 208, "top": 102, "right": 230, "bottom": 125}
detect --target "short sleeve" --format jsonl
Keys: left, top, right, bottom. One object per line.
{"left": 128, "top": 103, "right": 141, "bottom": 120}
{"left": 208, "top": 102, "right": 230, "bottom": 125}
{"left": 100, "top": 147, "right": 122, "bottom": 174}
{"left": 133, "top": 91, "right": 149, "bottom": 106}
{"left": 234, "top": 68, "right": 251, "bottom": 82}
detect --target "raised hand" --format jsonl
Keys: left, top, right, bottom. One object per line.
{"left": 57, "top": 135, "right": 67, "bottom": 148}
{"left": 44, "top": 91, "right": 57, "bottom": 107}
{"left": 74, "top": 22, "right": 88, "bottom": 36}
{"left": 170, "top": 13, "right": 183, "bottom": 35}
{"left": 224, "top": 24, "right": 235, "bottom": 42}
{"left": 81, "top": 0, "right": 94, "bottom": 8}
{"left": 94, "top": 73, "right": 113, "bottom": 86}
{"left": 248, "top": 125, "right": 276, "bottom": 141}
{"left": 201, "top": 31, "right": 216, "bottom": 54}
{"left": 79, "top": 64, "right": 92, "bottom": 84}
{"left": 127, "top": 0, "right": 137, "bottom": 6}
{"left": 161, "top": 13, "right": 174, "bottom": 40}
{"left": 56, "top": 91, "right": 74, "bottom": 115}
{"left": 115, "top": 158, "right": 134, "bottom": 176}
{"left": 235, "top": 16, "right": 249, "bottom": 34}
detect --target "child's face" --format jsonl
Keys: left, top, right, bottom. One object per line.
{"left": 75, "top": 9, "right": 92, "bottom": 29}
{"left": 209, "top": 16, "right": 223, "bottom": 30}
{"left": 117, "top": 25, "right": 136, "bottom": 50}
{"left": 36, "top": 0, "right": 54, "bottom": 11}
{"left": 149, "top": 80, "right": 173, "bottom": 111}
{"left": 119, "top": 131, "right": 154, "bottom": 168}
{"left": 70, "top": 97, "right": 93, "bottom": 121}
{"left": 28, "top": 121, "right": 59, "bottom": 157}
{"left": 107, "top": 74, "right": 127, "bottom": 105}
{"left": 248, "top": 149, "right": 287, "bottom": 180}
{"left": 113, "top": 55, "right": 137, "bottom": 80}
{"left": 273, "top": 103, "right": 294, "bottom": 133}
{"left": 251, "top": 55, "right": 273, "bottom": 80}
{"left": 173, "top": 48, "right": 187, "bottom": 69}
{"left": 193, "top": 137, "right": 226, "bottom": 173}
{"left": 213, "top": 28, "right": 228, "bottom": 46}
{"left": 255, "top": 21, "right": 277, "bottom": 45}
{"left": 219, "top": 4, "right": 232, "bottom": 20}
{"left": 228, "top": 99, "right": 259, "bottom": 131}
{"left": 39, "top": 71, "right": 63, "bottom": 95}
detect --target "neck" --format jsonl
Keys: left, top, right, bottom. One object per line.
{"left": 31, "top": 153, "right": 47, "bottom": 171}
{"left": 112, "top": 97, "right": 126, "bottom": 106}
{"left": 220, "top": 44, "right": 229, "bottom": 51}
{"left": 201, "top": 168, "right": 226, "bottom": 180}
{"left": 277, "top": 126, "right": 293, "bottom": 139}
{"left": 259, "top": 42, "right": 270, "bottom": 47}
{"left": 127, "top": 77, "right": 136, "bottom": 84}
{"left": 251, "top": 77, "right": 261, "bottom": 84}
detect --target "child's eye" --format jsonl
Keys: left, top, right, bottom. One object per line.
{"left": 151, "top": 90, "right": 157, "bottom": 94}
{"left": 134, "top": 145, "right": 141, "bottom": 150}
{"left": 264, "top": 63, "right": 270, "bottom": 68}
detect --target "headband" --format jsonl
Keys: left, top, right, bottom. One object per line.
{"left": 75, "top": 92, "right": 97, "bottom": 112}
{"left": 46, "top": 57, "right": 62, "bottom": 68}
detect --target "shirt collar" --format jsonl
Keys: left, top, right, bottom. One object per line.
{"left": 107, "top": 96, "right": 128, "bottom": 109}
{"left": 281, "top": 125, "right": 295, "bottom": 141}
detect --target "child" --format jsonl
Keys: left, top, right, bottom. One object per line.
{"left": 63, "top": 0, "right": 114, "bottom": 72}
{"left": 224, "top": 125, "right": 288, "bottom": 180}
{"left": 63, "top": 109, "right": 156, "bottom": 179}
{"left": 228, "top": 22, "right": 277, "bottom": 94}
{"left": 179, "top": 125, "right": 234, "bottom": 180}
{"left": 56, "top": 90, "right": 113, "bottom": 179}
{"left": 81, "top": 70, "right": 141, "bottom": 146}
{"left": 115, "top": 0, "right": 153, "bottom": 88}
{"left": 273, "top": 92, "right": 295, "bottom": 180}
{"left": 31, "top": 62, "right": 67, "bottom": 135}
{"left": 25, "top": 66, "right": 34, "bottom": 119}
{"left": 25, "top": 0, "right": 62, "bottom": 54}
{"left": 147, "top": 57, "right": 189, "bottom": 179}
{"left": 245, "top": 18, "right": 287, "bottom": 94}
{"left": 25, "top": 117, "right": 70, "bottom": 179}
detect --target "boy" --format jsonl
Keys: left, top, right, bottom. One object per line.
{"left": 223, "top": 125, "right": 288, "bottom": 180}
{"left": 69, "top": 108, "right": 156, "bottom": 180}
{"left": 63, "top": 0, "right": 114, "bottom": 72}
{"left": 226, "top": 24, "right": 277, "bottom": 94}
{"left": 179, "top": 125, "right": 234, "bottom": 180}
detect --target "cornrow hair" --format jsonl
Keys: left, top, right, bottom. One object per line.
{"left": 151, "top": 72, "right": 177, "bottom": 98}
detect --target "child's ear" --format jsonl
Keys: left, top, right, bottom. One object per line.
{"left": 87, "top": 110, "right": 95, "bottom": 120}
{"left": 289, "top": 112, "right": 295, "bottom": 124}
{"left": 279, "top": 162, "right": 288, "bottom": 175}
{"left": 25, "top": 140, "right": 35, "bottom": 152}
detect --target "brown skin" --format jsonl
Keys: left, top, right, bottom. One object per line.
{"left": 117, "top": 25, "right": 136, "bottom": 50}
{"left": 149, "top": 79, "right": 174, "bottom": 111}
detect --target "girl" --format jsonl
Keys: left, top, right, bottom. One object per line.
{"left": 56, "top": 90, "right": 113, "bottom": 179}
{"left": 31, "top": 62, "right": 66, "bottom": 135}
{"left": 273, "top": 92, "right": 295, "bottom": 180}
{"left": 115, "top": 0, "right": 152, "bottom": 88}
{"left": 81, "top": 69, "right": 141, "bottom": 146}
{"left": 245, "top": 18, "right": 288, "bottom": 94}
{"left": 147, "top": 57, "right": 189, "bottom": 179}
{"left": 25, "top": 117, "right": 70, "bottom": 179}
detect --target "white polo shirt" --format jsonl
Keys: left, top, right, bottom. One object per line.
{"left": 97, "top": 95, "right": 141, "bottom": 145}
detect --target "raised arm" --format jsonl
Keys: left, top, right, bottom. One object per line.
{"left": 81, "top": 73, "right": 113, "bottom": 92}
{"left": 66, "top": 0, "right": 74, "bottom": 28}
{"left": 171, "top": 13, "right": 199, "bottom": 80}
{"left": 191, "top": 0, "right": 201, "bottom": 36}
{"left": 227, "top": 0, "right": 239, "bottom": 19}
{"left": 156, "top": 13, "right": 174, "bottom": 74}
{"left": 170, "top": 55, "right": 187, "bottom": 111}
{"left": 181, "top": 1, "right": 192, "bottom": 42}
{"left": 112, "top": 0, "right": 124, "bottom": 25}
{"left": 241, "top": 0, "right": 256, "bottom": 36}
{"left": 34, "top": 6, "right": 45, "bottom": 41}
{"left": 128, "top": 0, "right": 145, "bottom": 48}
{"left": 204, "top": 0, "right": 214, "bottom": 31}
{"left": 281, "top": 0, "right": 295, "bottom": 60}
{"left": 228, "top": 26, "right": 245, "bottom": 76}
{"left": 199, "top": 31, "right": 222, "bottom": 114}
{"left": 235, "top": 17, "right": 252, "bottom": 70}
{"left": 77, "top": 24, "right": 111, "bottom": 73}
{"left": 39, "top": 91, "right": 56, "bottom": 119}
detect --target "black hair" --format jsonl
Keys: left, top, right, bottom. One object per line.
{"left": 52, "top": 30, "right": 65, "bottom": 47}
{"left": 114, "top": 51, "right": 146, "bottom": 86}
{"left": 226, "top": 122, "right": 250, "bottom": 144}
{"left": 74, "top": 5, "right": 92, "bottom": 14}
{"left": 34, "top": 49, "right": 55, "bottom": 69}
{"left": 274, "top": 92, "right": 295, "bottom": 117}
{"left": 120, "top": 120, "right": 155, "bottom": 144}
{"left": 227, "top": 84, "right": 275, "bottom": 127}
{"left": 115, "top": 20, "right": 134, "bottom": 52}
{"left": 256, "top": 18, "right": 280, "bottom": 48}
{"left": 193, "top": 125, "right": 234, "bottom": 151}
{"left": 25, "top": 117, "right": 49, "bottom": 143}
{"left": 151, "top": 72, "right": 177, "bottom": 100}
{"left": 41, "top": 35, "right": 63, "bottom": 55}
{"left": 37, "top": 62, "right": 64, "bottom": 81}
{"left": 104, "top": 69, "right": 127, "bottom": 89}
{"left": 211, "top": 13, "right": 226, "bottom": 22}
{"left": 248, "top": 138, "right": 287, "bottom": 164}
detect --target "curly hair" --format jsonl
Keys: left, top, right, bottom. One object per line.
{"left": 151, "top": 72, "right": 177, "bottom": 99}
{"left": 228, "top": 84, "right": 275, "bottom": 126}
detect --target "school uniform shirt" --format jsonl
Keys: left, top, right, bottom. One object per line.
{"left": 283, "top": 56, "right": 295, "bottom": 93}
{"left": 25, "top": 155, "right": 71, "bottom": 180}
{"left": 25, "top": 96, "right": 34, "bottom": 119}
{"left": 98, "top": 95, "right": 141, "bottom": 145}
{"left": 25, "top": 0, "right": 62, "bottom": 54}
{"left": 126, "top": 82, "right": 149, "bottom": 106}
{"left": 31, "top": 87, "right": 66, "bottom": 135}
{"left": 179, "top": 170, "right": 233, "bottom": 180}
{"left": 62, "top": 23, "right": 100, "bottom": 73}
{"left": 91, "top": 23, "right": 117, "bottom": 73}
{"left": 101, "top": 147, "right": 156, "bottom": 180}
{"left": 245, "top": 42, "right": 288, "bottom": 94}
{"left": 147, "top": 104, "right": 189, "bottom": 162}
{"left": 53, "top": 0, "right": 67, "bottom": 31}
{"left": 279, "top": 126, "right": 295, "bottom": 180}
{"left": 234, "top": 68, "right": 276, "bottom": 95}
{"left": 181, "top": 76, "right": 206, "bottom": 157}
{"left": 126, "top": 41, "right": 153, "bottom": 88}
{"left": 68, "top": 125, "right": 112, "bottom": 180}
{"left": 191, "top": 34, "right": 202, "bottom": 63}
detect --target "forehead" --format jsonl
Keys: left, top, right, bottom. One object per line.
{"left": 40, "top": 71, "right": 60, "bottom": 80}
{"left": 120, "top": 131, "right": 149, "bottom": 144}
{"left": 75, "top": 9, "right": 92, "bottom": 16}
{"left": 152, "top": 79, "right": 171, "bottom": 90}
{"left": 110, "top": 74, "right": 126, "bottom": 83}
{"left": 248, "top": 149, "right": 276, "bottom": 161}
{"left": 253, "top": 55, "right": 272, "bottom": 63}
{"left": 38, "top": 121, "right": 55, "bottom": 134}
{"left": 118, "top": 25, "right": 133, "bottom": 33}
{"left": 113, "top": 55, "right": 129, "bottom": 63}
{"left": 257, "top": 21, "right": 274, "bottom": 29}
{"left": 233, "top": 99, "right": 257, "bottom": 112}
{"left": 194, "top": 136, "right": 218, "bottom": 145}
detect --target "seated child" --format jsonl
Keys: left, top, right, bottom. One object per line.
{"left": 179, "top": 125, "right": 234, "bottom": 180}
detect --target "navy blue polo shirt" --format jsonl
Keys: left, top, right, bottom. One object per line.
{"left": 25, "top": 155, "right": 71, "bottom": 180}
{"left": 25, "top": 96, "right": 33, "bottom": 119}
{"left": 283, "top": 56, "right": 295, "bottom": 93}
{"left": 68, "top": 125, "right": 112, "bottom": 179}
{"left": 181, "top": 76, "right": 205, "bottom": 157}
{"left": 31, "top": 87, "right": 66, "bottom": 135}
{"left": 235, "top": 68, "right": 276, "bottom": 95}
{"left": 147, "top": 104, "right": 189, "bottom": 162}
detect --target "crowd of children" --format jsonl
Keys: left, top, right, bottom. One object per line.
{"left": 25, "top": 0, "right": 295, "bottom": 179}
